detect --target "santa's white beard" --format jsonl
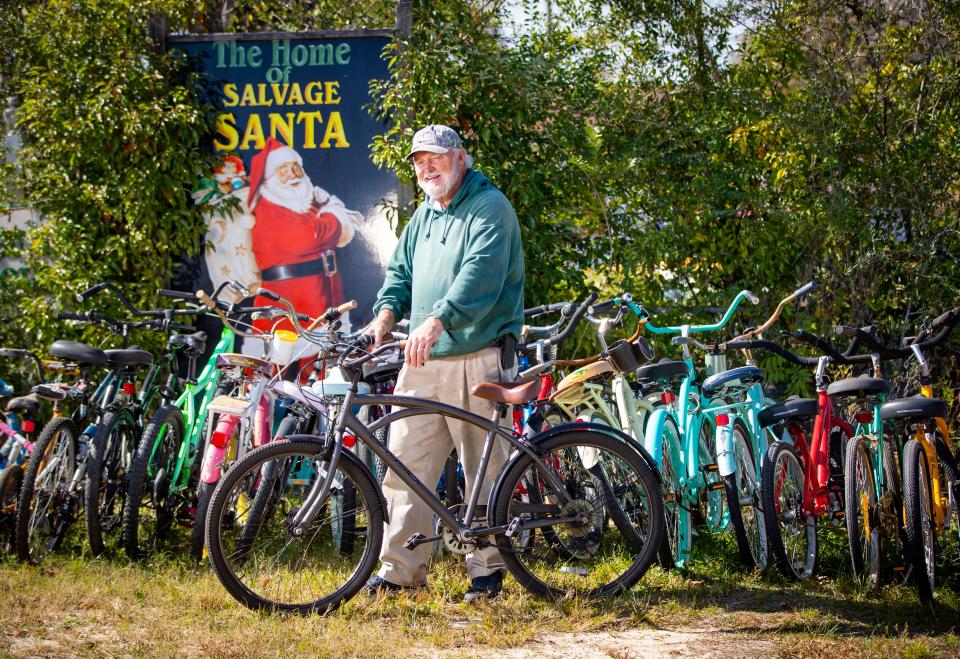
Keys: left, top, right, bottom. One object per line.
{"left": 261, "top": 173, "right": 314, "bottom": 213}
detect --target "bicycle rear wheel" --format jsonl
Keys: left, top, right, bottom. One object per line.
{"left": 85, "top": 409, "right": 138, "bottom": 556}
{"left": 762, "top": 440, "right": 816, "bottom": 580}
{"left": 206, "top": 438, "right": 384, "bottom": 614}
{"left": 725, "top": 420, "right": 765, "bottom": 568}
{"left": 491, "top": 429, "right": 663, "bottom": 598}
{"left": 845, "top": 435, "right": 879, "bottom": 588}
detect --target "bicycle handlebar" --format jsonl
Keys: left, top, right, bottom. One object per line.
{"left": 724, "top": 339, "right": 819, "bottom": 367}
{"left": 516, "top": 293, "right": 597, "bottom": 354}
{"left": 524, "top": 301, "right": 573, "bottom": 318}
{"left": 643, "top": 289, "right": 759, "bottom": 336}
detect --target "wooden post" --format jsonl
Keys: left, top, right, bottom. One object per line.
{"left": 395, "top": 0, "right": 417, "bottom": 221}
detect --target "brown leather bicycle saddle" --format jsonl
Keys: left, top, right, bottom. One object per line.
{"left": 216, "top": 352, "right": 273, "bottom": 377}
{"left": 470, "top": 378, "right": 540, "bottom": 405}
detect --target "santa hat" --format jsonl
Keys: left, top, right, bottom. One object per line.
{"left": 247, "top": 137, "right": 303, "bottom": 206}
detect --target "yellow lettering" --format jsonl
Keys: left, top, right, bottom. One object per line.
{"left": 269, "top": 113, "right": 296, "bottom": 146}
{"left": 239, "top": 114, "right": 265, "bottom": 150}
{"left": 296, "top": 111, "right": 322, "bottom": 149}
{"left": 239, "top": 84, "right": 257, "bottom": 107}
{"left": 320, "top": 112, "right": 349, "bottom": 148}
{"left": 213, "top": 113, "right": 239, "bottom": 151}
{"left": 223, "top": 83, "right": 239, "bottom": 108}
{"left": 256, "top": 83, "right": 272, "bottom": 107}
{"left": 270, "top": 83, "right": 288, "bottom": 106}
{"left": 325, "top": 82, "right": 341, "bottom": 105}
{"left": 304, "top": 82, "right": 324, "bottom": 105}
{"left": 286, "top": 83, "right": 304, "bottom": 106}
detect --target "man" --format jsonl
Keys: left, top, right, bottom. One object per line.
{"left": 245, "top": 137, "right": 362, "bottom": 343}
{"left": 364, "top": 124, "right": 525, "bottom": 602}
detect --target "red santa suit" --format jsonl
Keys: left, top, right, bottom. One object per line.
{"left": 247, "top": 138, "right": 357, "bottom": 333}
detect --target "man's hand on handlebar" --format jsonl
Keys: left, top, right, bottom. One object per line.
{"left": 363, "top": 308, "right": 397, "bottom": 349}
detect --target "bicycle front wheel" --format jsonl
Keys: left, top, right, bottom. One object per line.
{"left": 725, "top": 420, "right": 765, "bottom": 568}
{"left": 206, "top": 438, "right": 384, "bottom": 614}
{"left": 845, "top": 435, "right": 879, "bottom": 589}
{"left": 85, "top": 409, "right": 138, "bottom": 556}
{"left": 903, "top": 439, "right": 936, "bottom": 602}
{"left": 491, "top": 429, "right": 663, "bottom": 599}
{"left": 762, "top": 440, "right": 816, "bottom": 580}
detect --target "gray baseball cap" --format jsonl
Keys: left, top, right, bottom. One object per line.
{"left": 406, "top": 124, "right": 463, "bottom": 159}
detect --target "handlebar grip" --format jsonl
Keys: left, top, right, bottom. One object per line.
{"left": 0, "top": 348, "right": 28, "bottom": 358}
{"left": 57, "top": 311, "right": 90, "bottom": 321}
{"left": 931, "top": 308, "right": 960, "bottom": 329}
{"left": 195, "top": 290, "right": 217, "bottom": 310}
{"left": 337, "top": 300, "right": 358, "bottom": 314}
{"left": 158, "top": 288, "right": 196, "bottom": 301}
{"left": 256, "top": 287, "right": 282, "bottom": 302}
{"left": 77, "top": 283, "right": 110, "bottom": 302}
{"left": 793, "top": 281, "right": 816, "bottom": 298}
{"left": 588, "top": 298, "right": 618, "bottom": 315}
{"left": 834, "top": 325, "right": 857, "bottom": 336}
{"left": 353, "top": 333, "right": 375, "bottom": 350}
{"left": 523, "top": 301, "right": 570, "bottom": 318}
{"left": 744, "top": 290, "right": 760, "bottom": 305}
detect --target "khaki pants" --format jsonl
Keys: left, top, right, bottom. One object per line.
{"left": 376, "top": 346, "right": 511, "bottom": 586}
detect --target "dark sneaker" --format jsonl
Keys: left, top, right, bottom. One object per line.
{"left": 365, "top": 575, "right": 419, "bottom": 597}
{"left": 463, "top": 573, "right": 503, "bottom": 603}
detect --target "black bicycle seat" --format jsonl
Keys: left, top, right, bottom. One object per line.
{"left": 635, "top": 359, "right": 688, "bottom": 382}
{"left": 48, "top": 340, "right": 107, "bottom": 367}
{"left": 826, "top": 375, "right": 890, "bottom": 399}
{"left": 758, "top": 397, "right": 818, "bottom": 428}
{"left": 168, "top": 332, "right": 207, "bottom": 354}
{"left": 879, "top": 396, "right": 947, "bottom": 421}
{"left": 6, "top": 393, "right": 41, "bottom": 414}
{"left": 105, "top": 348, "right": 155, "bottom": 367}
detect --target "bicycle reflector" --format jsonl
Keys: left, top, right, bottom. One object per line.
{"left": 123, "top": 382, "right": 136, "bottom": 396}
{"left": 715, "top": 413, "right": 730, "bottom": 426}
{"left": 22, "top": 420, "right": 35, "bottom": 433}
{"left": 661, "top": 391, "right": 677, "bottom": 404}
{"left": 343, "top": 434, "right": 356, "bottom": 448}
{"left": 855, "top": 411, "right": 873, "bottom": 424}
{"left": 211, "top": 431, "right": 229, "bottom": 449}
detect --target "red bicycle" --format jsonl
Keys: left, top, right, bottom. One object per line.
{"left": 725, "top": 330, "right": 874, "bottom": 579}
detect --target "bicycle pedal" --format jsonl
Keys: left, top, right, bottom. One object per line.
{"left": 701, "top": 463, "right": 719, "bottom": 473}
{"left": 402, "top": 532, "right": 440, "bottom": 550}
{"left": 706, "top": 481, "right": 726, "bottom": 491}
{"left": 506, "top": 517, "right": 522, "bottom": 537}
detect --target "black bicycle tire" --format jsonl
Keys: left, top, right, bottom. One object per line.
{"left": 844, "top": 435, "right": 879, "bottom": 588}
{"left": 656, "top": 416, "right": 687, "bottom": 569}
{"left": 191, "top": 481, "right": 216, "bottom": 562}
{"left": 762, "top": 440, "right": 817, "bottom": 580}
{"left": 903, "top": 439, "right": 935, "bottom": 602}
{"left": 724, "top": 420, "right": 760, "bottom": 568}
{"left": 15, "top": 416, "right": 78, "bottom": 563}
{"left": 121, "top": 404, "right": 185, "bottom": 559}
{"left": 0, "top": 462, "right": 24, "bottom": 552}
{"left": 491, "top": 429, "right": 664, "bottom": 599}
{"left": 85, "top": 409, "right": 137, "bottom": 556}
{"left": 332, "top": 480, "right": 357, "bottom": 555}
{"left": 206, "top": 438, "right": 385, "bottom": 614}
{"left": 587, "top": 461, "right": 646, "bottom": 553}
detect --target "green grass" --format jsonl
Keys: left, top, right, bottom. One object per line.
{"left": 1, "top": 527, "right": 958, "bottom": 657}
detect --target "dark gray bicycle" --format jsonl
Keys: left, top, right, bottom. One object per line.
{"left": 203, "top": 290, "right": 665, "bottom": 614}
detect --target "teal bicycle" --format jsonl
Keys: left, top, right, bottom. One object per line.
{"left": 636, "top": 284, "right": 815, "bottom": 568}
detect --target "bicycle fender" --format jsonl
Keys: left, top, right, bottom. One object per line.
{"left": 282, "top": 434, "right": 389, "bottom": 523}
{"left": 487, "top": 421, "right": 662, "bottom": 519}
{"left": 642, "top": 407, "right": 673, "bottom": 469}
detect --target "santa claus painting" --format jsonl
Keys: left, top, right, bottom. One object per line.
{"left": 197, "top": 139, "right": 364, "bottom": 358}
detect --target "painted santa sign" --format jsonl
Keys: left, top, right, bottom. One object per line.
{"left": 171, "top": 32, "right": 397, "bottom": 341}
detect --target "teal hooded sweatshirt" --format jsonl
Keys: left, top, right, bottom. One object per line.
{"left": 373, "top": 168, "right": 525, "bottom": 357}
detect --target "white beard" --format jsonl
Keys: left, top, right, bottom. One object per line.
{"left": 261, "top": 173, "right": 315, "bottom": 213}
{"left": 418, "top": 172, "right": 459, "bottom": 203}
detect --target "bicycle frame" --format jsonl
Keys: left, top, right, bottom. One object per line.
{"left": 279, "top": 383, "right": 583, "bottom": 543}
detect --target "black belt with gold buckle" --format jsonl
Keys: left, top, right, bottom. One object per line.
{"left": 260, "top": 250, "right": 337, "bottom": 281}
